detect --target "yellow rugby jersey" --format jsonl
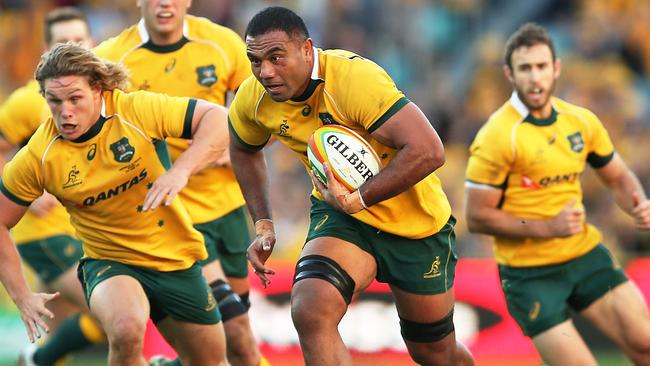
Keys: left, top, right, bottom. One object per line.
{"left": 0, "top": 80, "right": 76, "bottom": 243}
{"left": 466, "top": 92, "right": 615, "bottom": 267}
{"left": 0, "top": 89, "right": 206, "bottom": 271}
{"left": 94, "top": 15, "right": 250, "bottom": 224}
{"left": 229, "top": 48, "right": 451, "bottom": 239}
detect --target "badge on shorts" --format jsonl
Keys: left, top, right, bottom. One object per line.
{"left": 196, "top": 64, "right": 217, "bottom": 87}
{"left": 567, "top": 131, "right": 584, "bottom": 153}
{"left": 110, "top": 137, "right": 135, "bottom": 163}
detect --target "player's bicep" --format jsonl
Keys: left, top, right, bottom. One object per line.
{"left": 593, "top": 153, "right": 628, "bottom": 188}
{"left": 465, "top": 185, "right": 503, "bottom": 211}
{"left": 370, "top": 102, "right": 442, "bottom": 152}
{"left": 188, "top": 100, "right": 227, "bottom": 138}
{"left": 0, "top": 190, "right": 29, "bottom": 229}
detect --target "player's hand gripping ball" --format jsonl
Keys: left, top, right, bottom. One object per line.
{"left": 307, "top": 125, "right": 382, "bottom": 191}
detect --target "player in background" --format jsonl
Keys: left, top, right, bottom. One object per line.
{"left": 465, "top": 23, "right": 650, "bottom": 365}
{"left": 93, "top": 2, "right": 264, "bottom": 363}
{"left": 0, "top": 43, "right": 230, "bottom": 366}
{"left": 0, "top": 7, "right": 107, "bottom": 366}
{"left": 230, "top": 6, "right": 474, "bottom": 366}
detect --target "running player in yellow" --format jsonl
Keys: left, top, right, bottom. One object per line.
{"left": 93, "top": 2, "right": 263, "bottom": 364}
{"left": 0, "top": 7, "right": 107, "bottom": 366}
{"left": 229, "top": 7, "right": 474, "bottom": 366}
{"left": 465, "top": 23, "right": 650, "bottom": 365}
{"left": 0, "top": 43, "right": 229, "bottom": 366}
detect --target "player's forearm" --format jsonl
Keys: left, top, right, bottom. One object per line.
{"left": 171, "top": 107, "right": 227, "bottom": 178}
{"left": 0, "top": 228, "right": 32, "bottom": 303}
{"left": 230, "top": 142, "right": 272, "bottom": 221}
{"left": 360, "top": 140, "right": 443, "bottom": 207}
{"left": 466, "top": 207, "right": 553, "bottom": 239}
{"left": 609, "top": 169, "right": 646, "bottom": 215}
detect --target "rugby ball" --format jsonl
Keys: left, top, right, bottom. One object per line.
{"left": 307, "top": 125, "right": 381, "bottom": 191}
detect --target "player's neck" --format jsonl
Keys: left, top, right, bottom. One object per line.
{"left": 147, "top": 28, "right": 184, "bottom": 46}
{"left": 529, "top": 103, "right": 553, "bottom": 120}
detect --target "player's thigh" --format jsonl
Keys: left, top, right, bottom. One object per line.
{"left": 201, "top": 258, "right": 226, "bottom": 284}
{"left": 226, "top": 275, "right": 250, "bottom": 295}
{"left": 48, "top": 263, "right": 89, "bottom": 311}
{"left": 581, "top": 280, "right": 650, "bottom": 347}
{"left": 532, "top": 320, "right": 597, "bottom": 366}
{"left": 79, "top": 259, "right": 150, "bottom": 336}
{"left": 156, "top": 317, "right": 226, "bottom": 366}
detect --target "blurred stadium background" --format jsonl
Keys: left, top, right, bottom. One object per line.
{"left": 1, "top": 0, "right": 650, "bottom": 365}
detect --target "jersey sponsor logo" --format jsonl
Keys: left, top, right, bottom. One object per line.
{"left": 319, "top": 112, "right": 338, "bottom": 126}
{"left": 567, "top": 131, "right": 584, "bottom": 153}
{"left": 63, "top": 165, "right": 83, "bottom": 189}
{"left": 82, "top": 169, "right": 148, "bottom": 206}
{"left": 314, "top": 215, "right": 329, "bottom": 231}
{"left": 164, "top": 58, "right": 176, "bottom": 73}
{"left": 520, "top": 174, "right": 541, "bottom": 189}
{"left": 196, "top": 64, "right": 217, "bottom": 87}
{"left": 279, "top": 120, "right": 290, "bottom": 137}
{"left": 96, "top": 265, "right": 112, "bottom": 278}
{"left": 87, "top": 143, "right": 97, "bottom": 161}
{"left": 110, "top": 137, "right": 135, "bottom": 163}
{"left": 423, "top": 256, "right": 442, "bottom": 278}
{"left": 205, "top": 288, "right": 217, "bottom": 312}
{"left": 528, "top": 301, "right": 541, "bottom": 321}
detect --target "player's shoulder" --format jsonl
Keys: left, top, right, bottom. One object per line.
{"left": 234, "top": 76, "right": 265, "bottom": 101}
{"left": 552, "top": 97, "right": 599, "bottom": 123}
{"left": 321, "top": 49, "right": 380, "bottom": 73}
{"left": 25, "top": 119, "right": 61, "bottom": 157}
{"left": 3, "top": 80, "right": 42, "bottom": 106}
{"left": 94, "top": 24, "right": 142, "bottom": 59}
{"left": 472, "top": 101, "right": 522, "bottom": 146}
{"left": 186, "top": 15, "right": 243, "bottom": 44}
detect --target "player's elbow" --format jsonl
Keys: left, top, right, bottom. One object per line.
{"left": 465, "top": 207, "right": 487, "bottom": 234}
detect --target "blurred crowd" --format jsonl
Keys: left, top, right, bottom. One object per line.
{"left": 2, "top": 0, "right": 650, "bottom": 262}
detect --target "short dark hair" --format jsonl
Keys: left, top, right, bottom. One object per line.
{"left": 504, "top": 23, "right": 556, "bottom": 69}
{"left": 245, "top": 6, "right": 309, "bottom": 40}
{"left": 44, "top": 6, "right": 88, "bottom": 45}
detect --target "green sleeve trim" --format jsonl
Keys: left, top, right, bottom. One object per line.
{"left": 227, "top": 116, "right": 268, "bottom": 151}
{"left": 368, "top": 97, "right": 410, "bottom": 133}
{"left": 465, "top": 178, "right": 505, "bottom": 189}
{"left": 153, "top": 139, "right": 172, "bottom": 170}
{"left": 0, "top": 180, "right": 32, "bottom": 206}
{"left": 182, "top": 98, "right": 197, "bottom": 139}
{"left": 587, "top": 151, "right": 614, "bottom": 168}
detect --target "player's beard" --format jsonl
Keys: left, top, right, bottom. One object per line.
{"left": 515, "top": 77, "right": 556, "bottom": 115}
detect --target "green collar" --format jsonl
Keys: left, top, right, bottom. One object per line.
{"left": 524, "top": 109, "right": 558, "bottom": 126}
{"left": 141, "top": 37, "right": 189, "bottom": 53}
{"left": 290, "top": 79, "right": 323, "bottom": 102}
{"left": 72, "top": 115, "right": 108, "bottom": 143}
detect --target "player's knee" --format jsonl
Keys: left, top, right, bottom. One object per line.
{"left": 210, "top": 279, "right": 248, "bottom": 322}
{"left": 108, "top": 317, "right": 145, "bottom": 352}
{"left": 400, "top": 309, "right": 456, "bottom": 364}
{"left": 293, "top": 255, "right": 355, "bottom": 305}
{"left": 399, "top": 309, "right": 455, "bottom": 344}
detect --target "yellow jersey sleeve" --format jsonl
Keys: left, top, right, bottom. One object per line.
{"left": 110, "top": 90, "right": 196, "bottom": 140}
{"left": 228, "top": 77, "right": 271, "bottom": 150}
{"left": 330, "top": 55, "right": 408, "bottom": 132}
{"left": 0, "top": 145, "right": 44, "bottom": 205}
{"left": 584, "top": 110, "right": 615, "bottom": 168}
{"left": 0, "top": 81, "right": 48, "bottom": 146}
{"left": 466, "top": 119, "right": 514, "bottom": 187}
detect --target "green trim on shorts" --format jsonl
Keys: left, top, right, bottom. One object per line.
{"left": 195, "top": 206, "right": 252, "bottom": 278}
{"left": 77, "top": 258, "right": 220, "bottom": 324}
{"left": 499, "top": 243, "right": 628, "bottom": 337}
{"left": 17, "top": 235, "right": 83, "bottom": 284}
{"left": 306, "top": 196, "right": 457, "bottom": 294}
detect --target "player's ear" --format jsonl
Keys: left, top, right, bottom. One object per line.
{"left": 503, "top": 64, "right": 514, "bottom": 83}
{"left": 303, "top": 38, "right": 313, "bottom": 61}
{"left": 553, "top": 58, "right": 561, "bottom": 79}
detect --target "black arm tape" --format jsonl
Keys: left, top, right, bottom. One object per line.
{"left": 210, "top": 279, "right": 247, "bottom": 321}
{"left": 293, "top": 255, "right": 356, "bottom": 305}
{"left": 399, "top": 308, "right": 455, "bottom": 343}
